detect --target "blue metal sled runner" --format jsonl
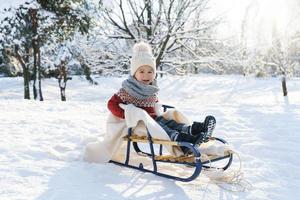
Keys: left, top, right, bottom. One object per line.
{"left": 110, "top": 106, "right": 233, "bottom": 182}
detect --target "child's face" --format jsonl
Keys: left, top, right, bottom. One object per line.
{"left": 134, "top": 65, "right": 155, "bottom": 85}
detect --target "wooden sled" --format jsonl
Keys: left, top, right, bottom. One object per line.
{"left": 109, "top": 105, "right": 233, "bottom": 182}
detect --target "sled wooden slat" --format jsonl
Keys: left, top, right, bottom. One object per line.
{"left": 176, "top": 155, "right": 195, "bottom": 162}
{"left": 155, "top": 155, "right": 195, "bottom": 162}
{"left": 123, "top": 135, "right": 178, "bottom": 146}
{"left": 154, "top": 150, "right": 231, "bottom": 163}
{"left": 155, "top": 155, "right": 175, "bottom": 161}
{"left": 154, "top": 154, "right": 192, "bottom": 162}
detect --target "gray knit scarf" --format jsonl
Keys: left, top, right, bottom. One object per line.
{"left": 122, "top": 76, "right": 159, "bottom": 99}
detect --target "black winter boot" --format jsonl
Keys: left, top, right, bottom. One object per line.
{"left": 192, "top": 116, "right": 216, "bottom": 144}
{"left": 175, "top": 132, "right": 196, "bottom": 143}
{"left": 175, "top": 132, "right": 198, "bottom": 155}
{"left": 202, "top": 115, "right": 216, "bottom": 142}
{"left": 190, "top": 122, "right": 205, "bottom": 135}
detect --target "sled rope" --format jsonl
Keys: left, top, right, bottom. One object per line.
{"left": 202, "top": 150, "right": 253, "bottom": 192}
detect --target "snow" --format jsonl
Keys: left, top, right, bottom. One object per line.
{"left": 0, "top": 0, "right": 28, "bottom": 20}
{"left": 1, "top": 74, "right": 300, "bottom": 199}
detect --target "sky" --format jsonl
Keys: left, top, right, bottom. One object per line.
{"left": 210, "top": 0, "right": 300, "bottom": 48}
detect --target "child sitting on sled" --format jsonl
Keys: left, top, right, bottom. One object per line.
{"left": 107, "top": 41, "right": 216, "bottom": 153}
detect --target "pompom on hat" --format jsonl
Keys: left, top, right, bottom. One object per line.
{"left": 130, "top": 41, "right": 156, "bottom": 76}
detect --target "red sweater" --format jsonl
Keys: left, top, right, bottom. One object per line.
{"left": 107, "top": 94, "right": 158, "bottom": 119}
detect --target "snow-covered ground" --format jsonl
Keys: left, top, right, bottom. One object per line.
{"left": 0, "top": 75, "right": 300, "bottom": 200}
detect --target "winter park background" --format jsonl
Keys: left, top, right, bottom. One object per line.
{"left": 1, "top": 0, "right": 300, "bottom": 200}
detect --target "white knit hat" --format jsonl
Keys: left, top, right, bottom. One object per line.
{"left": 130, "top": 41, "right": 156, "bottom": 76}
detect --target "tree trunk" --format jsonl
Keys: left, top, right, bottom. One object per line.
{"left": 14, "top": 45, "right": 30, "bottom": 99}
{"left": 32, "top": 61, "right": 38, "bottom": 100}
{"left": 23, "top": 67, "right": 31, "bottom": 99}
{"left": 58, "top": 61, "right": 67, "bottom": 101}
{"left": 37, "top": 39, "right": 43, "bottom": 101}
{"left": 30, "top": 8, "right": 43, "bottom": 101}
{"left": 30, "top": 9, "right": 38, "bottom": 100}
{"left": 281, "top": 74, "right": 288, "bottom": 96}
{"left": 194, "top": 66, "right": 198, "bottom": 74}
{"left": 146, "top": 0, "right": 152, "bottom": 41}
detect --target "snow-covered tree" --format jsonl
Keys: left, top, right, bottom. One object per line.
{"left": 0, "top": 0, "right": 94, "bottom": 100}
{"left": 70, "top": 31, "right": 131, "bottom": 76}
{"left": 100, "top": 0, "right": 221, "bottom": 76}
{"left": 262, "top": 23, "right": 291, "bottom": 96}
{"left": 287, "top": 31, "right": 300, "bottom": 77}
{"left": 0, "top": 3, "right": 37, "bottom": 99}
